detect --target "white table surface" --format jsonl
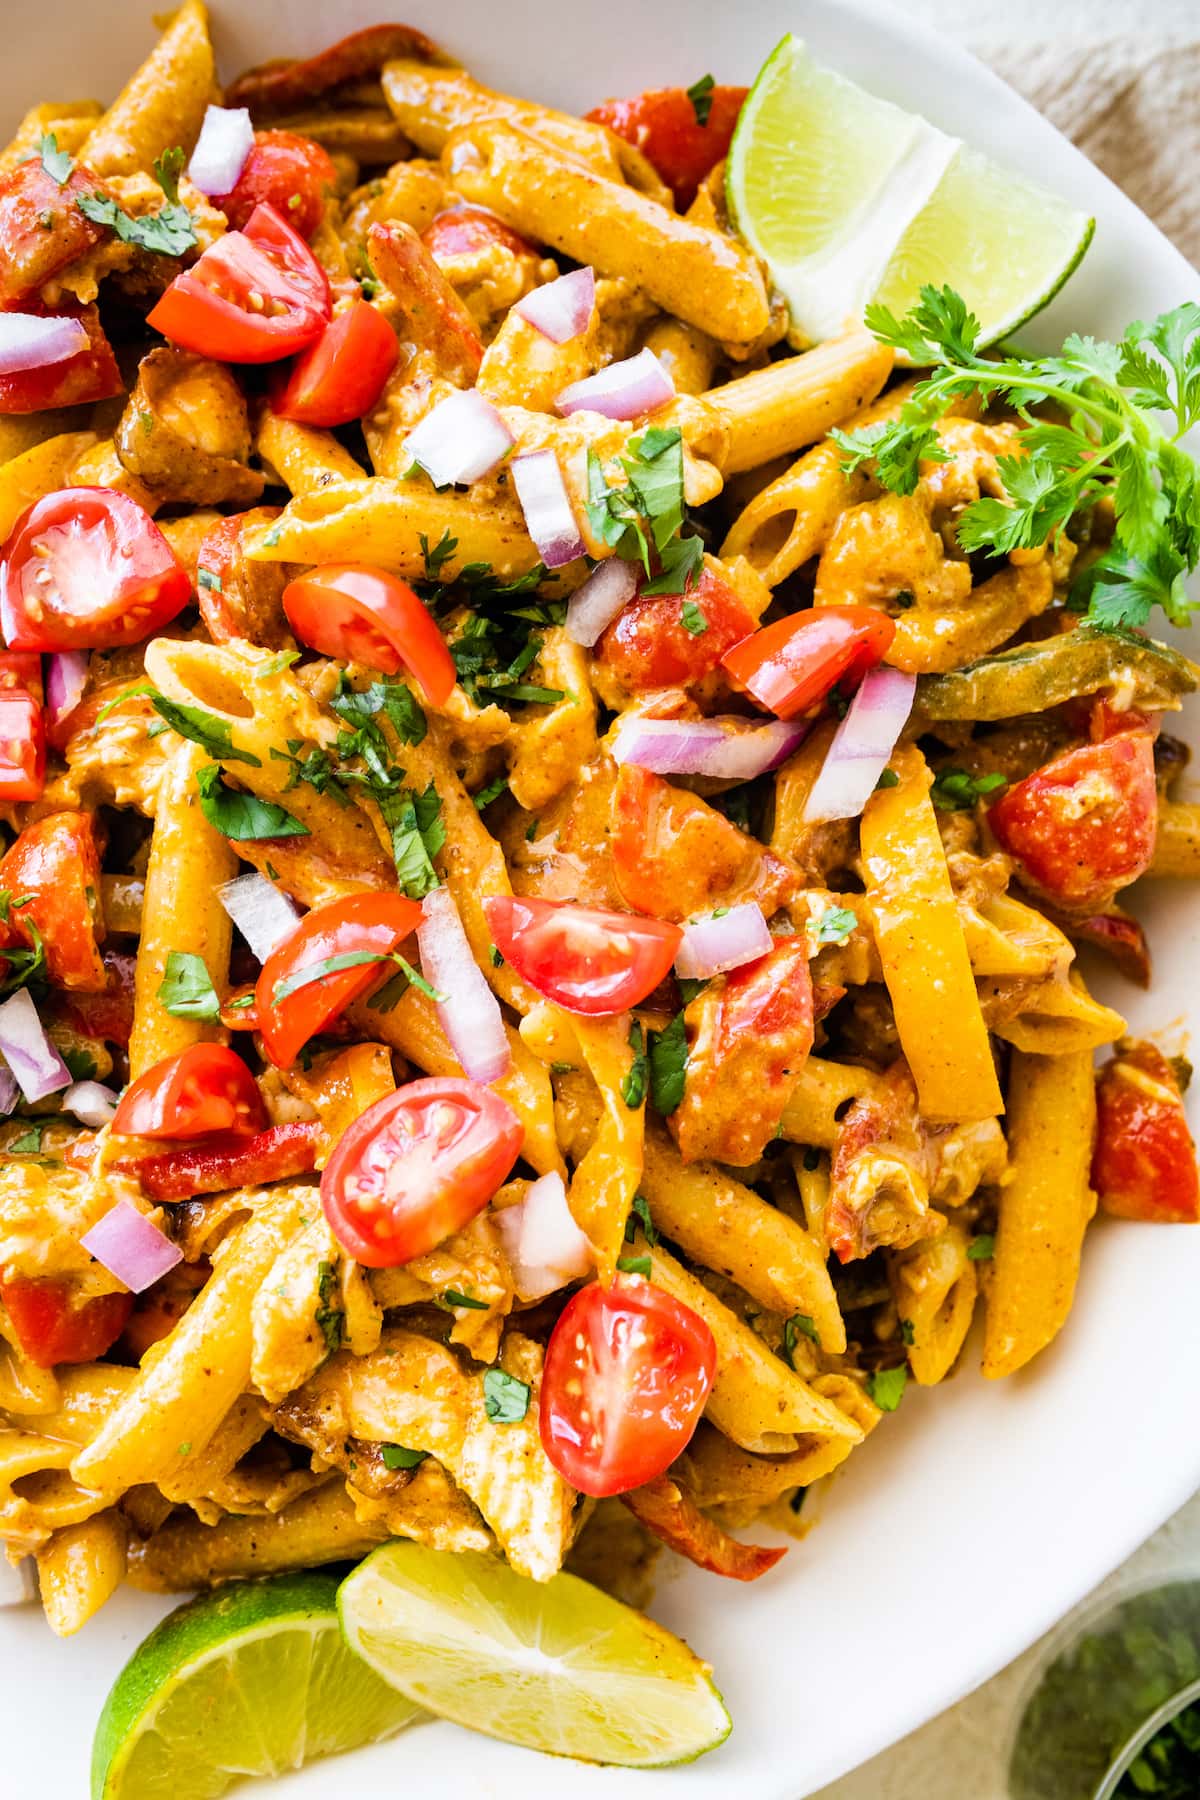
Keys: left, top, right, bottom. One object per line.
{"left": 815, "top": 14, "right": 1200, "bottom": 1796}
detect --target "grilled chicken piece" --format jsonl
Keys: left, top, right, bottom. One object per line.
{"left": 116, "top": 348, "right": 264, "bottom": 506}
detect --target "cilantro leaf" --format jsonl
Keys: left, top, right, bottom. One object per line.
{"left": 621, "top": 1021, "right": 648, "bottom": 1109}
{"left": 624, "top": 1192, "right": 658, "bottom": 1246}
{"left": 616, "top": 1254, "right": 652, "bottom": 1277}
{"left": 443, "top": 1288, "right": 489, "bottom": 1310}
{"left": 679, "top": 596, "right": 708, "bottom": 635}
{"left": 389, "top": 783, "right": 444, "bottom": 897}
{"left": 77, "top": 186, "right": 198, "bottom": 258}
{"left": 967, "top": 1234, "right": 995, "bottom": 1261}
{"left": 781, "top": 1312, "right": 820, "bottom": 1367}
{"left": 151, "top": 694, "right": 262, "bottom": 766}
{"left": 483, "top": 1367, "right": 530, "bottom": 1423}
{"left": 272, "top": 949, "right": 395, "bottom": 1006}
{"left": 686, "top": 73, "right": 715, "bottom": 127}
{"left": 381, "top": 1444, "right": 427, "bottom": 1471}
{"left": 648, "top": 1010, "right": 688, "bottom": 1114}
{"left": 158, "top": 951, "right": 220, "bottom": 1020}
{"left": 585, "top": 427, "right": 706, "bottom": 595}
{"left": 420, "top": 528, "right": 458, "bottom": 580}
{"left": 930, "top": 767, "right": 1008, "bottom": 812}
{"left": 195, "top": 764, "right": 309, "bottom": 840}
{"left": 866, "top": 1365, "right": 908, "bottom": 1412}
{"left": 315, "top": 1261, "right": 344, "bottom": 1357}
{"left": 809, "top": 905, "right": 857, "bottom": 948}
{"left": 37, "top": 132, "right": 73, "bottom": 185}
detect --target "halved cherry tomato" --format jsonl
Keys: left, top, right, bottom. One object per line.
{"left": 988, "top": 733, "right": 1158, "bottom": 911}
{"left": 540, "top": 1276, "right": 716, "bottom": 1496}
{"left": 586, "top": 85, "right": 748, "bottom": 210}
{"left": 0, "top": 1275, "right": 132, "bottom": 1369}
{"left": 112, "top": 1044, "right": 266, "bottom": 1141}
{"left": 483, "top": 894, "right": 682, "bottom": 1015}
{"left": 0, "top": 157, "right": 110, "bottom": 306}
{"left": 321, "top": 1076, "right": 523, "bottom": 1267}
{"left": 256, "top": 892, "right": 424, "bottom": 1068}
{"left": 282, "top": 564, "right": 456, "bottom": 702}
{"left": 147, "top": 201, "right": 331, "bottom": 364}
{"left": 595, "top": 565, "right": 757, "bottom": 695}
{"left": 0, "top": 303, "right": 123, "bottom": 414}
{"left": 0, "top": 487, "right": 191, "bottom": 652}
{"left": 212, "top": 129, "right": 337, "bottom": 241}
{"left": 1092, "top": 1040, "right": 1200, "bottom": 1223}
{"left": 271, "top": 299, "right": 398, "bottom": 427}
{"left": 721, "top": 605, "right": 895, "bottom": 719}
{"left": 136, "top": 1120, "right": 321, "bottom": 1201}
{"left": 0, "top": 653, "right": 44, "bottom": 802}
{"left": 422, "top": 205, "right": 538, "bottom": 262}
{"left": 0, "top": 811, "right": 105, "bottom": 990}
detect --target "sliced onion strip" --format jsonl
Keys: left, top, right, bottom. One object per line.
{"left": 0, "top": 990, "right": 71, "bottom": 1102}
{"left": 802, "top": 668, "right": 917, "bottom": 823}
{"left": 494, "top": 1171, "right": 593, "bottom": 1301}
{"left": 0, "top": 313, "right": 89, "bottom": 377}
{"left": 416, "top": 886, "right": 511, "bottom": 1085}
{"left": 612, "top": 713, "right": 808, "bottom": 781}
{"left": 218, "top": 872, "right": 304, "bottom": 964}
{"left": 510, "top": 449, "right": 585, "bottom": 568}
{"left": 675, "top": 902, "right": 773, "bottom": 981}
{"left": 514, "top": 267, "right": 595, "bottom": 343}
{"left": 556, "top": 347, "right": 675, "bottom": 421}
{"left": 0, "top": 1058, "right": 18, "bottom": 1118}
{"left": 80, "top": 1198, "right": 182, "bottom": 1294}
{"left": 61, "top": 1080, "right": 120, "bottom": 1128}
{"left": 45, "top": 651, "right": 89, "bottom": 735}
{"left": 565, "top": 557, "right": 638, "bottom": 646}
{"left": 188, "top": 103, "right": 255, "bottom": 197}
{"left": 405, "top": 388, "right": 515, "bottom": 488}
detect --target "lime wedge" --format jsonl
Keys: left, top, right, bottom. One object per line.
{"left": 91, "top": 1572, "right": 423, "bottom": 1800}
{"left": 728, "top": 33, "right": 1094, "bottom": 351}
{"left": 338, "top": 1542, "right": 731, "bottom": 1767}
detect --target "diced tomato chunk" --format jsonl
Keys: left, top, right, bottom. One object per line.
{"left": 0, "top": 1275, "right": 132, "bottom": 1368}
{"left": 1093, "top": 1040, "right": 1200, "bottom": 1223}
{"left": 0, "top": 811, "right": 105, "bottom": 989}
{"left": 610, "top": 763, "right": 793, "bottom": 921}
{"left": 595, "top": 566, "right": 756, "bottom": 696}
{"left": 0, "top": 653, "right": 45, "bottom": 802}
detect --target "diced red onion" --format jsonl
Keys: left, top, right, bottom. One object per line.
{"left": 675, "top": 902, "right": 772, "bottom": 981}
{"left": 556, "top": 347, "right": 675, "bottom": 421}
{"left": 565, "top": 558, "right": 638, "bottom": 647}
{"left": 0, "top": 313, "right": 89, "bottom": 377}
{"left": 406, "top": 389, "right": 515, "bottom": 488}
{"left": 80, "top": 1198, "right": 182, "bottom": 1294}
{"left": 510, "top": 449, "right": 585, "bottom": 568}
{"left": 188, "top": 103, "right": 255, "bottom": 197}
{"left": 417, "top": 886, "right": 511, "bottom": 1085}
{"left": 0, "top": 991, "right": 71, "bottom": 1102}
{"left": 61, "top": 1080, "right": 120, "bottom": 1128}
{"left": 45, "top": 651, "right": 89, "bottom": 735}
{"left": 612, "top": 714, "right": 808, "bottom": 781}
{"left": 0, "top": 1057, "right": 18, "bottom": 1117}
{"left": 803, "top": 667, "right": 917, "bottom": 823}
{"left": 514, "top": 267, "right": 595, "bottom": 344}
{"left": 218, "top": 872, "right": 303, "bottom": 964}
{"left": 494, "top": 1171, "right": 593, "bottom": 1301}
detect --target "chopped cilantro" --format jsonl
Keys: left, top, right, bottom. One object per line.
{"left": 36, "top": 132, "right": 73, "bottom": 184}
{"left": 648, "top": 1010, "right": 688, "bottom": 1114}
{"left": 781, "top": 1313, "right": 820, "bottom": 1367}
{"left": 420, "top": 528, "right": 458, "bottom": 580}
{"left": 584, "top": 426, "right": 706, "bottom": 596}
{"left": 616, "top": 1254, "right": 652, "bottom": 1277}
{"left": 867, "top": 1365, "right": 908, "bottom": 1412}
{"left": 152, "top": 694, "right": 261, "bottom": 766}
{"left": 315, "top": 1261, "right": 344, "bottom": 1357}
{"left": 77, "top": 184, "right": 198, "bottom": 257}
{"left": 686, "top": 73, "right": 716, "bottom": 127}
{"left": 381, "top": 1444, "right": 427, "bottom": 1471}
{"left": 443, "top": 1288, "right": 489, "bottom": 1310}
{"left": 930, "top": 767, "right": 1008, "bottom": 811}
{"left": 473, "top": 775, "right": 508, "bottom": 811}
{"left": 967, "top": 1234, "right": 995, "bottom": 1261}
{"left": 875, "top": 767, "right": 900, "bottom": 790}
{"left": 624, "top": 1193, "right": 658, "bottom": 1246}
{"left": 195, "top": 764, "right": 309, "bottom": 840}
{"left": 483, "top": 1367, "right": 530, "bottom": 1423}
{"left": 809, "top": 904, "right": 858, "bottom": 948}
{"left": 196, "top": 567, "right": 222, "bottom": 593}
{"left": 899, "top": 1318, "right": 916, "bottom": 1347}
{"left": 680, "top": 597, "right": 708, "bottom": 635}
{"left": 7, "top": 1125, "right": 45, "bottom": 1154}
{"left": 621, "top": 1021, "right": 648, "bottom": 1108}
{"left": 158, "top": 951, "right": 220, "bottom": 1020}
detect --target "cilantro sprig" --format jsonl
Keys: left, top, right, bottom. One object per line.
{"left": 585, "top": 426, "right": 706, "bottom": 597}
{"left": 832, "top": 283, "right": 1200, "bottom": 633}
{"left": 76, "top": 144, "right": 198, "bottom": 257}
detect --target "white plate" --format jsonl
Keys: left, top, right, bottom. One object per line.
{"left": 2, "top": 2, "right": 1199, "bottom": 1795}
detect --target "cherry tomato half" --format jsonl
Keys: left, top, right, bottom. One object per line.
{"left": 271, "top": 299, "right": 398, "bottom": 427}
{"left": 147, "top": 201, "right": 331, "bottom": 364}
{"left": 0, "top": 1276, "right": 132, "bottom": 1369}
{"left": 282, "top": 564, "right": 456, "bottom": 702}
{"left": 0, "top": 303, "right": 123, "bottom": 414}
{"left": 256, "top": 892, "right": 424, "bottom": 1068}
{"left": 112, "top": 1044, "right": 266, "bottom": 1141}
{"left": 483, "top": 895, "right": 683, "bottom": 1015}
{"left": 422, "top": 205, "right": 538, "bottom": 262}
{"left": 540, "top": 1275, "right": 716, "bottom": 1496}
{"left": 987, "top": 732, "right": 1158, "bottom": 911}
{"left": 213, "top": 129, "right": 337, "bottom": 241}
{"left": 0, "top": 487, "right": 191, "bottom": 653}
{"left": 586, "top": 85, "right": 748, "bottom": 211}
{"left": 721, "top": 605, "right": 896, "bottom": 720}
{"left": 321, "top": 1076, "right": 524, "bottom": 1267}
{"left": 0, "top": 653, "right": 45, "bottom": 803}
{"left": 0, "top": 811, "right": 104, "bottom": 989}
{"left": 1093, "top": 1040, "right": 1200, "bottom": 1223}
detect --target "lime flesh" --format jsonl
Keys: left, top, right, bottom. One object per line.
{"left": 338, "top": 1541, "right": 732, "bottom": 1767}
{"left": 92, "top": 1572, "right": 422, "bottom": 1800}
{"left": 728, "top": 33, "right": 1094, "bottom": 351}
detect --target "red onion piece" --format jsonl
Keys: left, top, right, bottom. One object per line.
{"left": 510, "top": 449, "right": 585, "bottom": 568}
{"left": 612, "top": 714, "right": 808, "bottom": 781}
{"left": 188, "top": 103, "right": 255, "bottom": 197}
{"left": 61, "top": 1080, "right": 120, "bottom": 1128}
{"left": 675, "top": 902, "right": 772, "bottom": 981}
{"left": 45, "top": 651, "right": 89, "bottom": 735}
{"left": 556, "top": 347, "right": 675, "bottom": 421}
{"left": 565, "top": 557, "right": 638, "bottom": 647}
{"left": 406, "top": 388, "right": 515, "bottom": 488}
{"left": 514, "top": 267, "right": 595, "bottom": 343}
{"left": 494, "top": 1171, "right": 593, "bottom": 1301}
{"left": 416, "top": 886, "right": 511, "bottom": 1085}
{"left": 80, "top": 1198, "right": 182, "bottom": 1294}
{"left": 218, "top": 872, "right": 303, "bottom": 964}
{"left": 803, "top": 667, "right": 917, "bottom": 824}
{"left": 0, "top": 1057, "right": 18, "bottom": 1117}
{"left": 0, "top": 990, "right": 71, "bottom": 1102}
{"left": 0, "top": 313, "right": 89, "bottom": 377}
